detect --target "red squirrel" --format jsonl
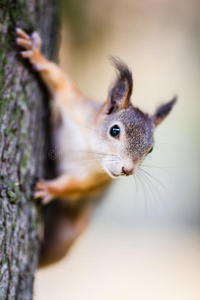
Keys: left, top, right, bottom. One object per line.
{"left": 16, "top": 28, "right": 177, "bottom": 266}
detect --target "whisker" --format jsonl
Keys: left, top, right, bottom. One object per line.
{"left": 152, "top": 145, "right": 170, "bottom": 157}
{"left": 140, "top": 164, "right": 172, "bottom": 174}
{"left": 132, "top": 172, "right": 141, "bottom": 210}
{"left": 139, "top": 167, "right": 176, "bottom": 201}
{"left": 132, "top": 173, "right": 138, "bottom": 197}
{"left": 136, "top": 170, "right": 149, "bottom": 213}
{"left": 79, "top": 162, "right": 101, "bottom": 178}
{"left": 72, "top": 157, "right": 118, "bottom": 164}
{"left": 66, "top": 149, "right": 118, "bottom": 158}
{"left": 137, "top": 168, "right": 160, "bottom": 214}
{"left": 156, "top": 141, "right": 177, "bottom": 147}
{"left": 141, "top": 164, "right": 167, "bottom": 170}
{"left": 75, "top": 124, "right": 101, "bottom": 134}
{"left": 140, "top": 167, "right": 177, "bottom": 219}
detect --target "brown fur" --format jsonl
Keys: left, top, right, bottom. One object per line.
{"left": 16, "top": 28, "right": 177, "bottom": 266}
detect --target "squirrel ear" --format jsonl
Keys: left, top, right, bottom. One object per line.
{"left": 105, "top": 57, "right": 133, "bottom": 114}
{"left": 152, "top": 96, "right": 177, "bottom": 127}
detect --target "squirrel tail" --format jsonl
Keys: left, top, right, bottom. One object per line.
{"left": 39, "top": 199, "right": 95, "bottom": 267}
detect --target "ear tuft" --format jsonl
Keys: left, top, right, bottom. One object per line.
{"left": 105, "top": 56, "right": 133, "bottom": 114}
{"left": 109, "top": 56, "right": 133, "bottom": 100}
{"left": 153, "top": 96, "right": 177, "bottom": 126}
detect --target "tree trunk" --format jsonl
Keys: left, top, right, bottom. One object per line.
{"left": 0, "top": 0, "right": 59, "bottom": 298}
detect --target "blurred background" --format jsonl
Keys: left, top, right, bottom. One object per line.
{"left": 35, "top": 0, "right": 200, "bottom": 299}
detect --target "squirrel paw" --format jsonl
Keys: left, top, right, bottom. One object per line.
{"left": 16, "top": 28, "right": 42, "bottom": 51}
{"left": 16, "top": 28, "right": 43, "bottom": 70}
{"left": 34, "top": 179, "right": 54, "bottom": 205}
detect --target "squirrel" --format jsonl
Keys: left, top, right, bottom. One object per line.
{"left": 16, "top": 28, "right": 177, "bottom": 266}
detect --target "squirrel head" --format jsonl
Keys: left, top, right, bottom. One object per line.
{"left": 93, "top": 57, "right": 177, "bottom": 178}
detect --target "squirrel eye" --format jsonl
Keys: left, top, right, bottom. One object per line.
{"left": 148, "top": 146, "right": 153, "bottom": 153}
{"left": 110, "top": 124, "right": 120, "bottom": 138}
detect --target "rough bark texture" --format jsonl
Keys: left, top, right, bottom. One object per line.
{"left": 0, "top": 0, "right": 59, "bottom": 299}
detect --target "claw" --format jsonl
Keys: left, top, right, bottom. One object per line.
{"left": 20, "top": 50, "right": 33, "bottom": 58}
{"left": 41, "top": 195, "right": 53, "bottom": 205}
{"left": 35, "top": 179, "right": 45, "bottom": 189}
{"left": 16, "top": 38, "right": 32, "bottom": 49}
{"left": 34, "top": 191, "right": 45, "bottom": 199}
{"left": 33, "top": 179, "right": 53, "bottom": 205}
{"left": 16, "top": 28, "right": 44, "bottom": 71}
{"left": 16, "top": 28, "right": 42, "bottom": 51}
{"left": 31, "top": 32, "right": 42, "bottom": 50}
{"left": 16, "top": 28, "right": 31, "bottom": 40}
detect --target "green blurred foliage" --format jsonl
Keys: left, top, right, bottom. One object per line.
{"left": 61, "top": 0, "right": 108, "bottom": 46}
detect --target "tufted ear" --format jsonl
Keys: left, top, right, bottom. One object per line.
{"left": 152, "top": 96, "right": 177, "bottom": 126}
{"left": 104, "top": 56, "right": 133, "bottom": 114}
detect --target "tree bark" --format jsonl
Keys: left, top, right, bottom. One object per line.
{"left": 0, "top": 0, "right": 59, "bottom": 298}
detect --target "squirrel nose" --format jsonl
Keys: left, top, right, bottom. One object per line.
{"left": 121, "top": 166, "right": 134, "bottom": 176}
